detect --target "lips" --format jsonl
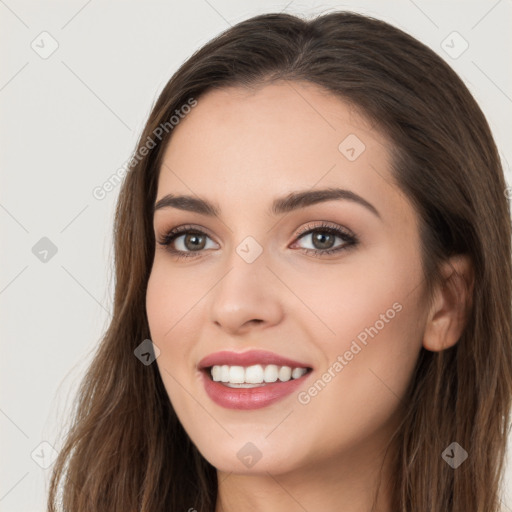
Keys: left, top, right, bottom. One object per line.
{"left": 198, "top": 349, "right": 312, "bottom": 370}
{"left": 198, "top": 349, "right": 313, "bottom": 410}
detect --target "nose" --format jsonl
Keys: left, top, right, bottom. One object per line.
{"left": 209, "top": 251, "right": 284, "bottom": 336}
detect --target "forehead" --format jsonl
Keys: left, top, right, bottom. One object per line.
{"left": 156, "top": 81, "right": 402, "bottom": 219}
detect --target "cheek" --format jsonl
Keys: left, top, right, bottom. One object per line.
{"left": 146, "top": 259, "right": 206, "bottom": 342}
{"left": 146, "top": 258, "right": 217, "bottom": 379}
{"left": 146, "top": 267, "right": 172, "bottom": 341}
{"left": 146, "top": 264, "right": 192, "bottom": 381}
{"left": 146, "top": 264, "right": 201, "bottom": 417}
{"left": 294, "top": 258, "right": 425, "bottom": 448}
{"left": 289, "top": 244, "right": 424, "bottom": 351}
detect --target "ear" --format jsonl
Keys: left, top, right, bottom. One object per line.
{"left": 422, "top": 255, "right": 474, "bottom": 352}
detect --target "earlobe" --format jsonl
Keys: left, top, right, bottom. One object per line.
{"left": 422, "top": 255, "right": 474, "bottom": 352}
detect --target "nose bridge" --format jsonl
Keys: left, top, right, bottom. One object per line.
{"left": 208, "top": 236, "right": 283, "bottom": 333}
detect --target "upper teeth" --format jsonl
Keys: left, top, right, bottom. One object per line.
{"left": 211, "top": 364, "right": 308, "bottom": 386}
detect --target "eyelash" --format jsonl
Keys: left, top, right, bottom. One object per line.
{"left": 156, "top": 222, "right": 358, "bottom": 260}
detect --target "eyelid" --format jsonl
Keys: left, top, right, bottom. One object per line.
{"left": 157, "top": 223, "right": 220, "bottom": 244}
{"left": 294, "top": 221, "right": 356, "bottom": 240}
{"left": 157, "top": 221, "right": 354, "bottom": 242}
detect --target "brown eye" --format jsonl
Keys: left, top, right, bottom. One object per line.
{"left": 293, "top": 224, "right": 357, "bottom": 256}
{"left": 181, "top": 233, "right": 207, "bottom": 251}
{"left": 309, "top": 231, "right": 337, "bottom": 250}
{"left": 157, "top": 222, "right": 358, "bottom": 260}
{"left": 157, "top": 225, "right": 218, "bottom": 259}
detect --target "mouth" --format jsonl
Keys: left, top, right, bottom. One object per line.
{"left": 198, "top": 350, "right": 314, "bottom": 410}
{"left": 203, "top": 364, "right": 313, "bottom": 388}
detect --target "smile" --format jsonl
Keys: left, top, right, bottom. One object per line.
{"left": 209, "top": 364, "right": 309, "bottom": 387}
{"left": 198, "top": 350, "right": 313, "bottom": 409}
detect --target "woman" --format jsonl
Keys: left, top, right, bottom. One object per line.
{"left": 47, "top": 11, "right": 512, "bottom": 512}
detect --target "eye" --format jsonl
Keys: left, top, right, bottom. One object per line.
{"left": 291, "top": 222, "right": 358, "bottom": 257}
{"left": 156, "top": 221, "right": 358, "bottom": 260}
{"left": 156, "top": 224, "right": 218, "bottom": 259}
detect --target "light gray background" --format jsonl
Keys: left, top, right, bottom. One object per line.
{"left": 1, "top": 1, "right": 511, "bottom": 510}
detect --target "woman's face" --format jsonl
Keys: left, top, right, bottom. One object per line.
{"left": 146, "top": 81, "right": 429, "bottom": 476}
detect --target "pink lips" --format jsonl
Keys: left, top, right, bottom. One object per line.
{"left": 198, "top": 349, "right": 311, "bottom": 370}
{"left": 198, "top": 350, "right": 313, "bottom": 410}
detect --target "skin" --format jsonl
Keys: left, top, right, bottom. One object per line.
{"left": 146, "top": 81, "right": 472, "bottom": 512}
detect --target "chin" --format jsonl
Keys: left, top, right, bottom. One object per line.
{"left": 194, "top": 435, "right": 303, "bottom": 475}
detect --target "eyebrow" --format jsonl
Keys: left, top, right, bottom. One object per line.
{"left": 153, "top": 187, "right": 380, "bottom": 219}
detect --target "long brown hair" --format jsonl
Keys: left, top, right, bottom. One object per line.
{"left": 47, "top": 11, "right": 512, "bottom": 511}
